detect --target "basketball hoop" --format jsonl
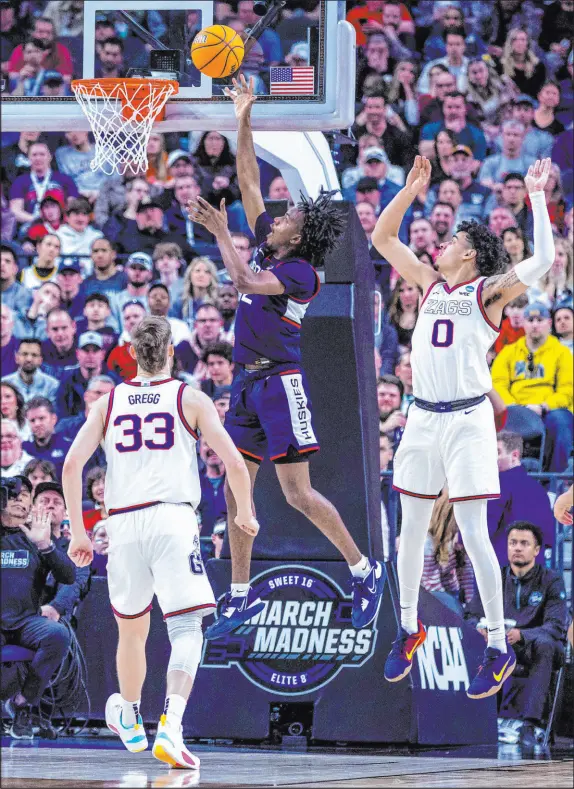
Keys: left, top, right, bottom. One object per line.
{"left": 71, "top": 78, "right": 178, "bottom": 175}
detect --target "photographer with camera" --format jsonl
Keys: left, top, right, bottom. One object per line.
{"left": 1, "top": 476, "right": 75, "bottom": 739}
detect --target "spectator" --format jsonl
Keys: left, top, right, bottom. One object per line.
{"left": 533, "top": 82, "right": 566, "bottom": 137}
{"left": 494, "top": 292, "right": 528, "bottom": 355}
{"left": 43, "top": 1, "right": 84, "bottom": 38}
{"left": 83, "top": 466, "right": 107, "bottom": 533}
{"left": 378, "top": 1, "right": 416, "bottom": 59}
{"left": 20, "top": 234, "right": 60, "bottom": 290}
{"left": 1, "top": 420, "right": 34, "bottom": 476}
{"left": 110, "top": 252, "right": 152, "bottom": 330}
{"left": 553, "top": 301, "right": 573, "bottom": 352}
{"left": 26, "top": 195, "right": 65, "bottom": 244}
{"left": 41, "top": 309, "right": 77, "bottom": 381}
{"left": 434, "top": 179, "right": 463, "bottom": 223}
{"left": 10, "top": 142, "right": 78, "bottom": 227}
{"left": 1, "top": 304, "right": 19, "bottom": 376}
{"left": 197, "top": 437, "right": 227, "bottom": 536}
{"left": 101, "top": 176, "right": 150, "bottom": 239}
{"left": 409, "top": 217, "right": 438, "bottom": 260}
{"left": 499, "top": 95, "right": 555, "bottom": 160}
{"left": 489, "top": 432, "right": 556, "bottom": 566}
{"left": 115, "top": 198, "right": 169, "bottom": 257}
{"left": 107, "top": 300, "right": 146, "bottom": 381}
{"left": 356, "top": 32, "right": 392, "bottom": 98}
{"left": 208, "top": 519, "right": 226, "bottom": 561}
{"left": 387, "top": 277, "right": 420, "bottom": 348}
{"left": 177, "top": 303, "right": 225, "bottom": 375}
{"left": 542, "top": 163, "right": 566, "bottom": 233}
{"left": 385, "top": 59, "right": 420, "bottom": 126}
{"left": 75, "top": 293, "right": 117, "bottom": 358}
{"left": 395, "top": 349, "right": 414, "bottom": 412}
{"left": 212, "top": 388, "right": 231, "bottom": 424}
{"left": 56, "top": 331, "right": 109, "bottom": 417}
{"left": 8, "top": 37, "right": 49, "bottom": 97}
{"left": 56, "top": 259, "right": 85, "bottom": 321}
{"left": 0, "top": 475, "right": 74, "bottom": 740}
{"left": 95, "top": 36, "right": 125, "bottom": 78}
{"left": 427, "top": 128, "right": 456, "bottom": 188}
{"left": 237, "top": 0, "right": 281, "bottom": 64}
{"left": 90, "top": 521, "right": 109, "bottom": 576}
{"left": 421, "top": 488, "right": 475, "bottom": 605}
{"left": 56, "top": 375, "right": 114, "bottom": 445}
{"left": 164, "top": 175, "right": 213, "bottom": 254}
{"left": 176, "top": 256, "right": 219, "bottom": 330}
{"left": 23, "top": 458, "right": 58, "bottom": 493}
{"left": 345, "top": 146, "right": 404, "bottom": 207}
{"left": 420, "top": 91, "right": 487, "bottom": 161}
{"left": 466, "top": 521, "right": 568, "bottom": 749}
{"left": 377, "top": 374, "right": 406, "bottom": 449}
{"left": 429, "top": 201, "right": 456, "bottom": 246}
{"left": 14, "top": 281, "right": 61, "bottom": 342}
{"left": 194, "top": 131, "right": 238, "bottom": 198}
{"left": 1, "top": 2, "right": 24, "bottom": 75}
{"left": 40, "top": 69, "right": 68, "bottom": 98}
{"left": 418, "top": 66, "right": 458, "bottom": 126}
{"left": 55, "top": 198, "right": 103, "bottom": 275}
{"left": 442, "top": 145, "right": 495, "bottom": 224}
{"left": 535, "top": 236, "right": 573, "bottom": 306}
{"left": 465, "top": 55, "right": 519, "bottom": 123}
{"left": 152, "top": 242, "right": 184, "bottom": 305}
{"left": 216, "top": 283, "right": 238, "bottom": 341}
{"left": 148, "top": 282, "right": 191, "bottom": 346}
{"left": 23, "top": 396, "right": 69, "bottom": 481}
{"left": 418, "top": 28, "right": 470, "bottom": 94}
{"left": 342, "top": 133, "right": 404, "bottom": 192}
{"left": 492, "top": 302, "right": 573, "bottom": 472}
{"left": 480, "top": 120, "right": 537, "bottom": 189}
{"left": 55, "top": 132, "right": 106, "bottom": 203}
{"left": 488, "top": 206, "right": 518, "bottom": 238}
{"left": 8, "top": 16, "right": 73, "bottom": 81}
{"left": 1, "top": 382, "right": 29, "bottom": 440}
{"left": 3, "top": 338, "right": 59, "bottom": 403}
{"left": 199, "top": 341, "right": 234, "bottom": 397}
{"left": 1, "top": 244, "right": 32, "bottom": 320}
{"left": 499, "top": 28, "right": 547, "bottom": 99}
{"left": 353, "top": 91, "right": 413, "bottom": 170}
{"left": 500, "top": 173, "right": 533, "bottom": 239}
{"left": 145, "top": 132, "right": 169, "bottom": 187}
{"left": 267, "top": 176, "right": 292, "bottom": 202}
{"left": 502, "top": 226, "right": 531, "bottom": 267}
{"left": 82, "top": 238, "right": 126, "bottom": 299}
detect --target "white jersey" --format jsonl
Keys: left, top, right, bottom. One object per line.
{"left": 411, "top": 276, "right": 498, "bottom": 403}
{"left": 103, "top": 377, "right": 201, "bottom": 514}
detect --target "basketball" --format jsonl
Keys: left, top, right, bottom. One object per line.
{"left": 191, "top": 25, "right": 244, "bottom": 79}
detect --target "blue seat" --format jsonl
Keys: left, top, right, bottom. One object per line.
{"left": 1, "top": 646, "right": 35, "bottom": 663}
{"left": 505, "top": 406, "right": 546, "bottom": 471}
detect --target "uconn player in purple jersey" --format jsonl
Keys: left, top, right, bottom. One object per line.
{"left": 189, "top": 75, "right": 384, "bottom": 639}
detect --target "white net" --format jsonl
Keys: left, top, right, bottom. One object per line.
{"left": 71, "top": 79, "right": 178, "bottom": 176}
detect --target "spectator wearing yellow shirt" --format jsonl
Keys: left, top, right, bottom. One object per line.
{"left": 492, "top": 302, "right": 573, "bottom": 472}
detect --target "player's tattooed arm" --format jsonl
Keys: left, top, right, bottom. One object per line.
{"left": 482, "top": 269, "right": 526, "bottom": 308}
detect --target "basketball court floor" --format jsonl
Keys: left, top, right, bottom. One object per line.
{"left": 1, "top": 737, "right": 572, "bottom": 788}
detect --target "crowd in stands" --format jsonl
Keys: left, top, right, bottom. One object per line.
{"left": 0, "top": 0, "right": 572, "bottom": 744}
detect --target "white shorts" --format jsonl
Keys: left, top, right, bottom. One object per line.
{"left": 392, "top": 397, "right": 500, "bottom": 502}
{"left": 106, "top": 502, "right": 216, "bottom": 620}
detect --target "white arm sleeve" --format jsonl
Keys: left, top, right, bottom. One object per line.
{"left": 514, "top": 191, "right": 555, "bottom": 286}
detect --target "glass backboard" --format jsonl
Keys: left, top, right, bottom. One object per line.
{"left": 1, "top": 0, "right": 355, "bottom": 132}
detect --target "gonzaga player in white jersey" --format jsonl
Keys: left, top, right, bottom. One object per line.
{"left": 372, "top": 157, "right": 555, "bottom": 701}
{"left": 63, "top": 316, "right": 258, "bottom": 769}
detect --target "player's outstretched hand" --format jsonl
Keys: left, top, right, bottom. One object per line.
{"left": 235, "top": 513, "right": 260, "bottom": 537}
{"left": 68, "top": 534, "right": 94, "bottom": 567}
{"left": 223, "top": 74, "right": 256, "bottom": 121}
{"left": 553, "top": 486, "right": 573, "bottom": 525}
{"left": 187, "top": 196, "right": 228, "bottom": 238}
{"left": 405, "top": 155, "right": 431, "bottom": 197}
{"left": 525, "top": 158, "right": 552, "bottom": 194}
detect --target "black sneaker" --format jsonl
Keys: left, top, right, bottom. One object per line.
{"left": 519, "top": 722, "right": 538, "bottom": 749}
{"left": 37, "top": 720, "right": 58, "bottom": 740}
{"left": 9, "top": 705, "right": 33, "bottom": 739}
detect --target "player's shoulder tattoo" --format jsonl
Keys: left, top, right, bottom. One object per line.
{"left": 482, "top": 270, "right": 521, "bottom": 307}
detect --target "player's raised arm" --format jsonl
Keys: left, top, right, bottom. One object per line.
{"left": 62, "top": 395, "right": 108, "bottom": 566}
{"left": 481, "top": 158, "right": 555, "bottom": 324}
{"left": 187, "top": 388, "right": 260, "bottom": 537}
{"left": 372, "top": 156, "right": 440, "bottom": 291}
{"left": 223, "top": 74, "right": 265, "bottom": 233}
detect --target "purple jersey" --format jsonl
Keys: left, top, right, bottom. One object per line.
{"left": 234, "top": 212, "right": 320, "bottom": 365}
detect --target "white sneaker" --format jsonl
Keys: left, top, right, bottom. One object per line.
{"left": 152, "top": 715, "right": 200, "bottom": 769}
{"left": 105, "top": 693, "right": 148, "bottom": 753}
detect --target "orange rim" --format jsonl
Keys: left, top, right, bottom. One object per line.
{"left": 71, "top": 78, "right": 178, "bottom": 122}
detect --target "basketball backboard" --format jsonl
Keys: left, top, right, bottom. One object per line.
{"left": 2, "top": 0, "right": 355, "bottom": 132}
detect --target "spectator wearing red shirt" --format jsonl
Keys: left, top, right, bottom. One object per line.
{"left": 7, "top": 16, "right": 73, "bottom": 82}
{"left": 107, "top": 300, "right": 147, "bottom": 380}
{"left": 82, "top": 467, "right": 107, "bottom": 533}
{"left": 494, "top": 293, "right": 528, "bottom": 355}
{"left": 26, "top": 194, "right": 64, "bottom": 244}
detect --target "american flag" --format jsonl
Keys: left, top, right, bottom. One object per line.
{"left": 269, "top": 66, "right": 315, "bottom": 96}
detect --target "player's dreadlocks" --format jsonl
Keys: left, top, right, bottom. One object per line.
{"left": 294, "top": 189, "right": 346, "bottom": 268}
{"left": 457, "top": 220, "right": 509, "bottom": 278}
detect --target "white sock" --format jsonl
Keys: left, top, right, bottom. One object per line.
{"left": 231, "top": 583, "right": 250, "bottom": 597}
{"left": 453, "top": 500, "right": 506, "bottom": 654}
{"left": 397, "top": 495, "right": 435, "bottom": 634}
{"left": 120, "top": 697, "right": 140, "bottom": 726}
{"left": 349, "top": 555, "right": 371, "bottom": 579}
{"left": 163, "top": 694, "right": 187, "bottom": 728}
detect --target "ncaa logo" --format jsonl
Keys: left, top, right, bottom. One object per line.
{"left": 528, "top": 591, "right": 543, "bottom": 607}
{"left": 202, "top": 565, "right": 381, "bottom": 695}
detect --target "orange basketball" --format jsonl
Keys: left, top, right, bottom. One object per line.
{"left": 191, "top": 25, "right": 245, "bottom": 79}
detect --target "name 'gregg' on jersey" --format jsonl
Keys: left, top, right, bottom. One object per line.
{"left": 411, "top": 276, "right": 500, "bottom": 403}
{"left": 233, "top": 212, "right": 321, "bottom": 365}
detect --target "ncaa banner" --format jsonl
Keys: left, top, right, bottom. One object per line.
{"left": 202, "top": 564, "right": 383, "bottom": 695}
